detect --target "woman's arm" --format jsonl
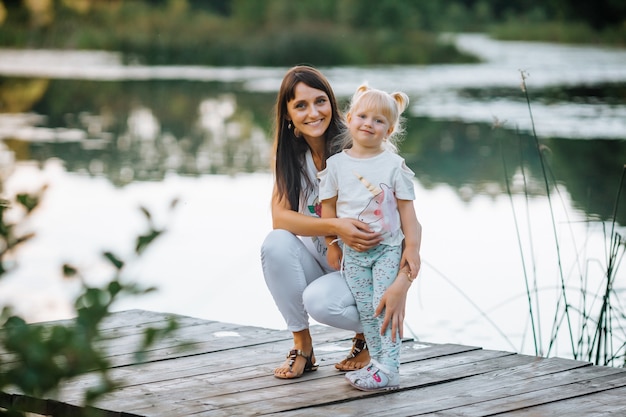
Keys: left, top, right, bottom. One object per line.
{"left": 375, "top": 274, "right": 411, "bottom": 342}
{"left": 270, "top": 184, "right": 382, "bottom": 250}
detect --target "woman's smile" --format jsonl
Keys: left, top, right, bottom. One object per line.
{"left": 306, "top": 118, "right": 325, "bottom": 127}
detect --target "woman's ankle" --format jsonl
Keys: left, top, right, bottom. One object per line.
{"left": 292, "top": 328, "right": 313, "bottom": 352}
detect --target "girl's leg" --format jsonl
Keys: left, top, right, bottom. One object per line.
{"left": 342, "top": 247, "right": 381, "bottom": 363}
{"left": 345, "top": 246, "right": 402, "bottom": 392}
{"left": 372, "top": 246, "right": 403, "bottom": 373}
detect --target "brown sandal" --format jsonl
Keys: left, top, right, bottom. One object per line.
{"left": 335, "top": 336, "right": 369, "bottom": 371}
{"left": 274, "top": 349, "right": 318, "bottom": 379}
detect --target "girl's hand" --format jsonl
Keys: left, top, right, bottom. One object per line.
{"left": 327, "top": 245, "right": 343, "bottom": 270}
{"left": 335, "top": 218, "right": 382, "bottom": 252}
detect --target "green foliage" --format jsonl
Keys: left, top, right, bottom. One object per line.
{"left": 2, "top": 0, "right": 622, "bottom": 65}
{"left": 0, "top": 0, "right": 475, "bottom": 66}
{"left": 0, "top": 183, "right": 181, "bottom": 416}
{"left": 489, "top": 20, "right": 614, "bottom": 45}
{"left": 0, "top": 186, "right": 44, "bottom": 276}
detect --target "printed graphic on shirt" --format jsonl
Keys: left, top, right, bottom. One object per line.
{"left": 312, "top": 235, "right": 327, "bottom": 257}
{"left": 307, "top": 201, "right": 321, "bottom": 217}
{"left": 354, "top": 172, "right": 399, "bottom": 239}
{"left": 305, "top": 195, "right": 326, "bottom": 257}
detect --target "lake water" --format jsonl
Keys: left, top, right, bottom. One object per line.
{"left": 1, "top": 34, "right": 625, "bottom": 361}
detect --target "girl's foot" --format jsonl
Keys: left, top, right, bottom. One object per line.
{"left": 345, "top": 360, "right": 399, "bottom": 392}
{"left": 345, "top": 361, "right": 376, "bottom": 383}
{"left": 335, "top": 334, "right": 370, "bottom": 371}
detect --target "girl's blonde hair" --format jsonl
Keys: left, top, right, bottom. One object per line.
{"left": 340, "top": 83, "right": 410, "bottom": 153}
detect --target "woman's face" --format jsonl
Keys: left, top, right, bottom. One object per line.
{"left": 286, "top": 82, "right": 332, "bottom": 141}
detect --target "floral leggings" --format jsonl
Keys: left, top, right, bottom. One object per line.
{"left": 343, "top": 244, "right": 402, "bottom": 373}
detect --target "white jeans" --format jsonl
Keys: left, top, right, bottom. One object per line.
{"left": 261, "top": 229, "right": 363, "bottom": 333}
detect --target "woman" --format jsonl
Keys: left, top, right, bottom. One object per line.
{"left": 261, "top": 65, "right": 416, "bottom": 379}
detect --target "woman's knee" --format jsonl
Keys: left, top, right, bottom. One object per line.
{"left": 302, "top": 275, "right": 329, "bottom": 319}
{"left": 303, "top": 272, "right": 362, "bottom": 332}
{"left": 261, "top": 229, "right": 298, "bottom": 261}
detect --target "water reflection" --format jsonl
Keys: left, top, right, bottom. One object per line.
{"left": 404, "top": 117, "right": 626, "bottom": 224}
{"left": 1, "top": 33, "right": 625, "bottom": 223}
{"left": 0, "top": 79, "right": 272, "bottom": 185}
{"left": 0, "top": 75, "right": 625, "bottom": 224}
{"left": 1, "top": 38, "right": 625, "bottom": 359}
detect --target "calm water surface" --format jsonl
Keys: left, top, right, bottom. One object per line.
{"left": 1, "top": 34, "right": 625, "bottom": 360}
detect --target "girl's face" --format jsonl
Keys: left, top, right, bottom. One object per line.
{"left": 286, "top": 82, "right": 332, "bottom": 141}
{"left": 347, "top": 105, "right": 393, "bottom": 151}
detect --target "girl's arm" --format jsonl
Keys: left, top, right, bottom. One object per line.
{"left": 397, "top": 199, "right": 422, "bottom": 279}
{"left": 270, "top": 184, "right": 383, "bottom": 250}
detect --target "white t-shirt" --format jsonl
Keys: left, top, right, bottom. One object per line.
{"left": 298, "top": 150, "right": 333, "bottom": 271}
{"left": 318, "top": 150, "right": 415, "bottom": 247}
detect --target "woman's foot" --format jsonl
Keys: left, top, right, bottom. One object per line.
{"left": 335, "top": 333, "right": 370, "bottom": 371}
{"left": 274, "top": 349, "right": 318, "bottom": 379}
{"left": 273, "top": 329, "right": 318, "bottom": 379}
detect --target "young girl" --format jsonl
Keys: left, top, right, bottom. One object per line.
{"left": 318, "top": 84, "right": 422, "bottom": 391}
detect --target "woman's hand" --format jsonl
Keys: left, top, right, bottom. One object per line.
{"left": 374, "top": 271, "right": 410, "bottom": 342}
{"left": 334, "top": 218, "right": 382, "bottom": 252}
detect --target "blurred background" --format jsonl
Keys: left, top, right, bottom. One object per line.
{"left": 0, "top": 0, "right": 625, "bottom": 361}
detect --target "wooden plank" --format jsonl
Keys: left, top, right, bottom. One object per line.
{"left": 3, "top": 310, "right": 624, "bottom": 417}
{"left": 268, "top": 355, "right": 595, "bottom": 417}
{"left": 503, "top": 385, "right": 626, "bottom": 416}
{"left": 186, "top": 352, "right": 526, "bottom": 416}
{"left": 424, "top": 371, "right": 626, "bottom": 416}
{"left": 98, "top": 320, "right": 367, "bottom": 368}
{"left": 53, "top": 327, "right": 446, "bottom": 405}
{"left": 113, "top": 348, "right": 517, "bottom": 416}
{"left": 0, "top": 309, "right": 202, "bottom": 365}
{"left": 382, "top": 360, "right": 617, "bottom": 417}
{"left": 54, "top": 341, "right": 479, "bottom": 416}
{"left": 42, "top": 325, "right": 358, "bottom": 412}
{"left": 3, "top": 334, "right": 496, "bottom": 416}
{"left": 284, "top": 355, "right": 538, "bottom": 417}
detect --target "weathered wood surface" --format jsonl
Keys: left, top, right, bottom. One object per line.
{"left": 2, "top": 309, "right": 626, "bottom": 416}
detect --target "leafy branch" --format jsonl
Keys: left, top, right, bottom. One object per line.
{"left": 0, "top": 184, "right": 181, "bottom": 416}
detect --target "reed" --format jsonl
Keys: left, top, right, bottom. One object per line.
{"left": 500, "top": 71, "right": 625, "bottom": 366}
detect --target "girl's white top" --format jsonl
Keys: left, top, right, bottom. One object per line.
{"left": 318, "top": 150, "right": 416, "bottom": 247}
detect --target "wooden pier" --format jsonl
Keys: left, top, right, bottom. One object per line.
{"left": 2, "top": 309, "right": 626, "bottom": 416}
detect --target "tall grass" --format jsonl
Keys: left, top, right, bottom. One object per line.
{"left": 500, "top": 71, "right": 626, "bottom": 367}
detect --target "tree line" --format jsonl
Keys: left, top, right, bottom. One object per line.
{"left": 0, "top": 0, "right": 624, "bottom": 65}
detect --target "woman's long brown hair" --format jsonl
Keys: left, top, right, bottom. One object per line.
{"left": 272, "top": 65, "right": 345, "bottom": 211}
